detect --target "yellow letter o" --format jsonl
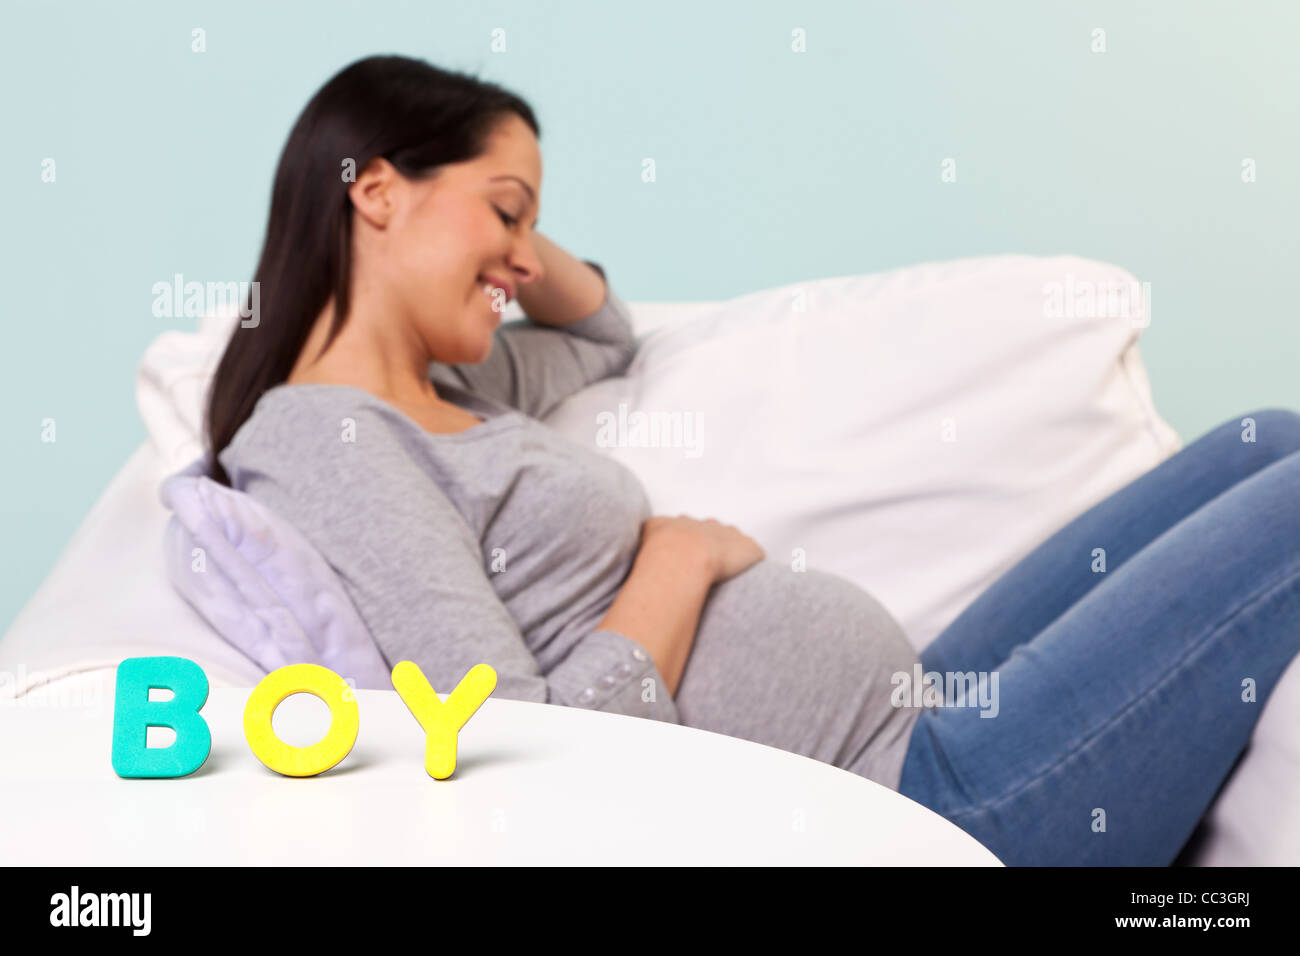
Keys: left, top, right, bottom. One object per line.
{"left": 243, "top": 664, "right": 359, "bottom": 777}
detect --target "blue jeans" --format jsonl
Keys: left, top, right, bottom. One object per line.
{"left": 896, "top": 408, "right": 1300, "bottom": 865}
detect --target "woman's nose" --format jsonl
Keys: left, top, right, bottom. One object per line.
{"left": 510, "top": 244, "right": 544, "bottom": 287}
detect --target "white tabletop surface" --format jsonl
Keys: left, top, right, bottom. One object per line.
{"left": 0, "top": 674, "right": 1002, "bottom": 865}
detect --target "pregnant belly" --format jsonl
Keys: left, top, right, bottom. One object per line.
{"left": 672, "top": 559, "right": 923, "bottom": 785}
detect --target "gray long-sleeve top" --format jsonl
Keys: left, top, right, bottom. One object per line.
{"left": 219, "top": 261, "right": 925, "bottom": 789}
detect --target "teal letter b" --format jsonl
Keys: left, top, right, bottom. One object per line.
{"left": 111, "top": 656, "right": 212, "bottom": 777}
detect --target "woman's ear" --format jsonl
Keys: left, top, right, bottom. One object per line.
{"left": 348, "top": 157, "right": 400, "bottom": 230}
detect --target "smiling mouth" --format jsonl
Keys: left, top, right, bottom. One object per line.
{"left": 476, "top": 278, "right": 504, "bottom": 319}
{"left": 476, "top": 273, "right": 515, "bottom": 302}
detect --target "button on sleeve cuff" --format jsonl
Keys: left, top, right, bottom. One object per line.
{"left": 545, "top": 628, "right": 680, "bottom": 725}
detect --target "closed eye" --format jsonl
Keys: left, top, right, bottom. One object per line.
{"left": 494, "top": 206, "right": 519, "bottom": 228}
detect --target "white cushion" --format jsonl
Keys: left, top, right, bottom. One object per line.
{"left": 135, "top": 311, "right": 240, "bottom": 478}
{"left": 542, "top": 254, "right": 1181, "bottom": 649}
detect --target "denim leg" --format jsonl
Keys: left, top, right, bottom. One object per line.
{"left": 921, "top": 408, "right": 1300, "bottom": 678}
{"left": 898, "top": 445, "right": 1300, "bottom": 865}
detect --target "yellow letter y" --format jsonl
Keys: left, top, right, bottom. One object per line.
{"left": 391, "top": 662, "right": 497, "bottom": 779}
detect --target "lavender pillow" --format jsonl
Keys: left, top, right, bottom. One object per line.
{"left": 159, "top": 456, "right": 393, "bottom": 689}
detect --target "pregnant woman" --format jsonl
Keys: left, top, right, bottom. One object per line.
{"left": 206, "top": 55, "right": 1300, "bottom": 866}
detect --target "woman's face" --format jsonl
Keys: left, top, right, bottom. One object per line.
{"left": 355, "top": 112, "right": 544, "bottom": 366}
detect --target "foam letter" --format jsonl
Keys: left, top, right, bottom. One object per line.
{"left": 243, "top": 664, "right": 359, "bottom": 777}
{"left": 391, "top": 662, "right": 496, "bottom": 779}
{"left": 111, "top": 656, "right": 211, "bottom": 777}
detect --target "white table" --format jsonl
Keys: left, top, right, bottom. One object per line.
{"left": 0, "top": 674, "right": 1002, "bottom": 865}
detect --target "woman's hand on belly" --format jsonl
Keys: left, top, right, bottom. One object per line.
{"left": 642, "top": 514, "right": 766, "bottom": 583}
{"left": 594, "top": 514, "right": 764, "bottom": 697}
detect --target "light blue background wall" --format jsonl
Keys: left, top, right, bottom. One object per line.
{"left": 3, "top": 0, "right": 1297, "bottom": 633}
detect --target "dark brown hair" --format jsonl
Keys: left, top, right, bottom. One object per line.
{"left": 204, "top": 54, "right": 539, "bottom": 486}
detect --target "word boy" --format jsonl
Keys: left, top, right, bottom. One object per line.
{"left": 111, "top": 656, "right": 496, "bottom": 780}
